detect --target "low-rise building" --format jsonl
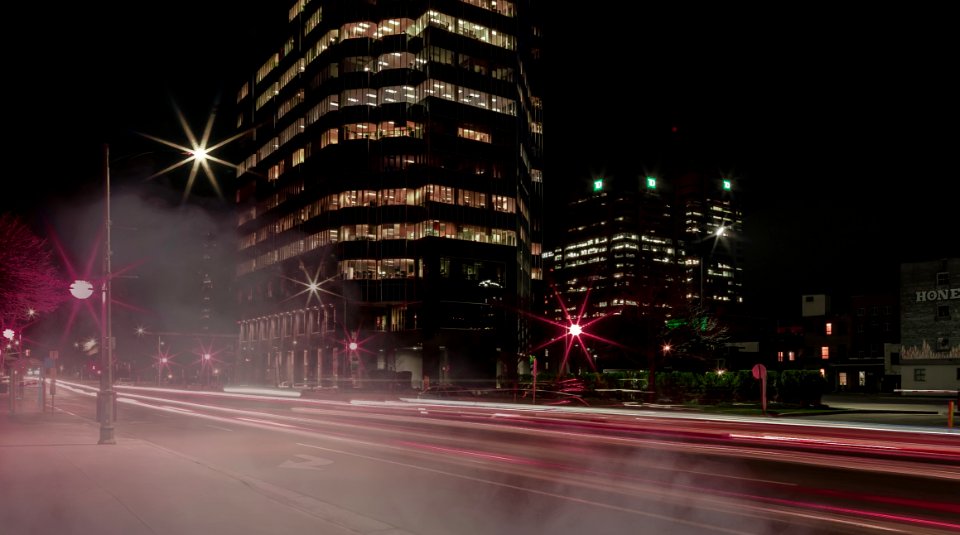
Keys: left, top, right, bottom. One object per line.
{"left": 898, "top": 258, "right": 960, "bottom": 393}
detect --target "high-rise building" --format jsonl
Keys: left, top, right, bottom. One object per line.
{"left": 543, "top": 175, "right": 677, "bottom": 371}
{"left": 674, "top": 171, "right": 744, "bottom": 313}
{"left": 231, "top": 0, "right": 542, "bottom": 388}
{"left": 543, "top": 171, "right": 744, "bottom": 371}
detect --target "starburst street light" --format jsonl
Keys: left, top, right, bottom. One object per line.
{"left": 282, "top": 262, "right": 342, "bottom": 307}
{"left": 138, "top": 101, "right": 249, "bottom": 203}
{"left": 524, "top": 286, "right": 626, "bottom": 375}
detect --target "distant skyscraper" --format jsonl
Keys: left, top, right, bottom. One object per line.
{"left": 543, "top": 175, "right": 676, "bottom": 370}
{"left": 231, "top": 0, "right": 542, "bottom": 387}
{"left": 543, "top": 171, "right": 743, "bottom": 369}
{"left": 674, "top": 171, "right": 744, "bottom": 312}
{"left": 546, "top": 175, "right": 676, "bottom": 320}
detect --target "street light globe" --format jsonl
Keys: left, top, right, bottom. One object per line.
{"left": 190, "top": 146, "right": 210, "bottom": 162}
{"left": 348, "top": 342, "right": 358, "bottom": 351}
{"left": 70, "top": 280, "right": 95, "bottom": 300}
{"left": 568, "top": 324, "right": 582, "bottom": 337}
{"left": 2, "top": 329, "right": 14, "bottom": 340}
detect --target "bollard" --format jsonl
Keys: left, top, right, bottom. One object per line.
{"left": 949, "top": 400, "right": 955, "bottom": 429}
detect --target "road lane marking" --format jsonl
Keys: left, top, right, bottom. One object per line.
{"left": 279, "top": 454, "right": 333, "bottom": 471}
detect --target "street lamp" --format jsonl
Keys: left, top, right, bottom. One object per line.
{"left": 99, "top": 144, "right": 116, "bottom": 445}
{"left": 4, "top": 328, "right": 18, "bottom": 413}
{"left": 159, "top": 357, "right": 168, "bottom": 386}
{"left": 203, "top": 353, "right": 211, "bottom": 386}
{"left": 69, "top": 143, "right": 115, "bottom": 445}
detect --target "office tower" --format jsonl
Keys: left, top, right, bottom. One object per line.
{"left": 544, "top": 175, "right": 677, "bottom": 370}
{"left": 675, "top": 171, "right": 743, "bottom": 312}
{"left": 544, "top": 171, "right": 744, "bottom": 370}
{"left": 232, "top": 0, "right": 542, "bottom": 388}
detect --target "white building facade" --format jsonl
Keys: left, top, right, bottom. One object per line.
{"left": 898, "top": 259, "right": 960, "bottom": 392}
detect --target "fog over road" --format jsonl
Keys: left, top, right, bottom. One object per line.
{"left": 48, "top": 382, "right": 960, "bottom": 535}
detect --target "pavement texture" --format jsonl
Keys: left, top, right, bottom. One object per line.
{"left": 0, "top": 388, "right": 407, "bottom": 535}
{"left": 1, "top": 387, "right": 956, "bottom": 535}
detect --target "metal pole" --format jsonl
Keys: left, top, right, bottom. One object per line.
{"left": 157, "top": 336, "right": 162, "bottom": 386}
{"left": 531, "top": 356, "right": 537, "bottom": 405}
{"left": 99, "top": 143, "right": 116, "bottom": 445}
{"left": 8, "top": 366, "right": 16, "bottom": 414}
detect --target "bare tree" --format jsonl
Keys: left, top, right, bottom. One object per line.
{"left": 0, "top": 214, "right": 67, "bottom": 325}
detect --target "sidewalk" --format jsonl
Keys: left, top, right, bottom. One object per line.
{"left": 0, "top": 389, "right": 403, "bottom": 535}
{"left": 822, "top": 392, "right": 957, "bottom": 413}
{"left": 802, "top": 392, "right": 959, "bottom": 428}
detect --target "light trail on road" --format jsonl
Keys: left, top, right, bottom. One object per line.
{"left": 49, "top": 382, "right": 960, "bottom": 534}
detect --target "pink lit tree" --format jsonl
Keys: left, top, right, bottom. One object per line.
{"left": 0, "top": 214, "right": 68, "bottom": 325}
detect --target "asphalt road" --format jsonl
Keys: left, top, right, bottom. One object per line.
{"left": 42, "top": 382, "right": 960, "bottom": 535}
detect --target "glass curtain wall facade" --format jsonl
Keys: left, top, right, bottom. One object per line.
{"left": 232, "top": 0, "right": 542, "bottom": 389}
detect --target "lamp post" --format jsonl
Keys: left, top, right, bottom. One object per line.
{"left": 156, "top": 335, "right": 164, "bottom": 385}
{"left": 100, "top": 144, "right": 116, "bottom": 444}
{"left": 4, "top": 329, "right": 17, "bottom": 414}
{"left": 64, "top": 148, "right": 117, "bottom": 441}
{"left": 71, "top": 281, "right": 114, "bottom": 442}
{"left": 203, "top": 353, "right": 211, "bottom": 387}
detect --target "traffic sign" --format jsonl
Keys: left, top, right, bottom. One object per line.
{"left": 752, "top": 364, "right": 768, "bottom": 415}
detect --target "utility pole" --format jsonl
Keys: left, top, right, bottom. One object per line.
{"left": 99, "top": 143, "right": 116, "bottom": 445}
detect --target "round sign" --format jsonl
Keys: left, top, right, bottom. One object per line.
{"left": 751, "top": 363, "right": 767, "bottom": 380}
{"left": 70, "top": 280, "right": 95, "bottom": 300}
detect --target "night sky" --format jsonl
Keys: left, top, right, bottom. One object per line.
{"left": 8, "top": 3, "right": 959, "bottom": 324}
{"left": 551, "top": 6, "right": 959, "bottom": 316}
